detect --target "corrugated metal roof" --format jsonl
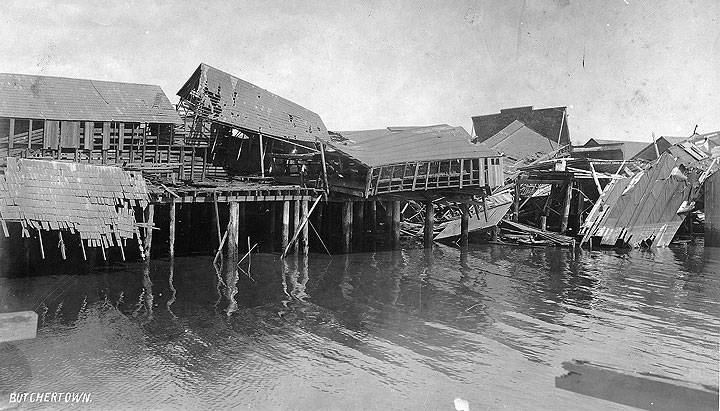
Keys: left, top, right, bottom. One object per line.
{"left": 480, "top": 120, "right": 555, "bottom": 160}
{"left": 472, "top": 106, "right": 570, "bottom": 146}
{"left": 0, "top": 73, "right": 181, "bottom": 124}
{"left": 177, "top": 63, "right": 328, "bottom": 142}
{"left": 326, "top": 125, "right": 501, "bottom": 168}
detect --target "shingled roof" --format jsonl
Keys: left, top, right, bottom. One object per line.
{"left": 0, "top": 73, "right": 181, "bottom": 124}
{"left": 327, "top": 125, "right": 501, "bottom": 168}
{"left": 177, "top": 63, "right": 328, "bottom": 142}
{"left": 0, "top": 158, "right": 148, "bottom": 244}
{"left": 472, "top": 106, "right": 570, "bottom": 146}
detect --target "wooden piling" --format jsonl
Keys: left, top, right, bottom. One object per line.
{"left": 238, "top": 202, "right": 246, "bottom": 249}
{"left": 705, "top": 171, "right": 720, "bottom": 247}
{"left": 353, "top": 200, "right": 364, "bottom": 250}
{"left": 144, "top": 204, "right": 155, "bottom": 259}
{"left": 560, "top": 181, "right": 573, "bottom": 234}
{"left": 423, "top": 200, "right": 435, "bottom": 248}
{"left": 460, "top": 203, "right": 469, "bottom": 246}
{"left": 228, "top": 202, "right": 240, "bottom": 265}
{"left": 342, "top": 201, "right": 353, "bottom": 253}
{"left": 513, "top": 183, "right": 520, "bottom": 222}
{"left": 282, "top": 200, "right": 290, "bottom": 252}
{"left": 169, "top": 201, "right": 176, "bottom": 258}
{"left": 301, "top": 200, "right": 309, "bottom": 255}
{"left": 293, "top": 200, "right": 301, "bottom": 254}
{"left": 368, "top": 200, "right": 377, "bottom": 233}
{"left": 392, "top": 201, "right": 401, "bottom": 249}
{"left": 269, "top": 202, "right": 277, "bottom": 251}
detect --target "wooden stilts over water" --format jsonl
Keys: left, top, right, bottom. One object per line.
{"left": 144, "top": 204, "right": 155, "bottom": 259}
{"left": 342, "top": 202, "right": 353, "bottom": 253}
{"left": 169, "top": 201, "right": 176, "bottom": 258}
{"left": 706, "top": 171, "right": 720, "bottom": 247}
{"left": 282, "top": 200, "right": 290, "bottom": 252}
{"left": 301, "top": 200, "right": 309, "bottom": 255}
{"left": 460, "top": 203, "right": 469, "bottom": 246}
{"left": 391, "top": 201, "right": 401, "bottom": 249}
{"left": 424, "top": 200, "right": 434, "bottom": 248}
{"left": 560, "top": 181, "right": 573, "bottom": 234}
{"left": 228, "top": 202, "right": 240, "bottom": 266}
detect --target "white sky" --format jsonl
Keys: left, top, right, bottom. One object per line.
{"left": 1, "top": 0, "right": 718, "bottom": 143}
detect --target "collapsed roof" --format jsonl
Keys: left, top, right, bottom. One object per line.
{"left": 177, "top": 63, "right": 328, "bottom": 142}
{"left": 327, "top": 124, "right": 501, "bottom": 168}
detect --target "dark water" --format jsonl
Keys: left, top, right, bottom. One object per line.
{"left": 1, "top": 242, "right": 718, "bottom": 410}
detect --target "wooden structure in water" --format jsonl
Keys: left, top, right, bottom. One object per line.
{"left": 705, "top": 169, "right": 720, "bottom": 247}
{"left": 0, "top": 67, "right": 507, "bottom": 270}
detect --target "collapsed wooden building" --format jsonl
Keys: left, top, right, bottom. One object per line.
{"left": 323, "top": 125, "right": 505, "bottom": 250}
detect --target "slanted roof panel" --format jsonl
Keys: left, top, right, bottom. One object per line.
{"left": 472, "top": 106, "right": 570, "bottom": 146}
{"left": 0, "top": 73, "right": 181, "bottom": 124}
{"left": 327, "top": 125, "right": 500, "bottom": 167}
{"left": 178, "top": 63, "right": 328, "bottom": 142}
{"left": 480, "top": 120, "right": 554, "bottom": 162}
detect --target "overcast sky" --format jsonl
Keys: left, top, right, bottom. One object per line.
{"left": 1, "top": 0, "right": 718, "bottom": 143}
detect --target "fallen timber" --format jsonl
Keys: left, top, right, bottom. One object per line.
{"left": 556, "top": 360, "right": 719, "bottom": 411}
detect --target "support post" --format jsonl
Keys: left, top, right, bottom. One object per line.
{"left": 424, "top": 200, "right": 434, "bottom": 248}
{"left": 301, "top": 200, "right": 309, "bottom": 254}
{"left": 169, "top": 201, "right": 176, "bottom": 258}
{"left": 705, "top": 172, "right": 720, "bottom": 247}
{"left": 560, "top": 181, "right": 573, "bottom": 234}
{"left": 353, "top": 200, "right": 365, "bottom": 250}
{"left": 144, "top": 204, "right": 155, "bottom": 259}
{"left": 368, "top": 200, "right": 377, "bottom": 233}
{"left": 293, "top": 200, "right": 301, "bottom": 254}
{"left": 282, "top": 200, "right": 290, "bottom": 252}
{"left": 513, "top": 183, "right": 520, "bottom": 222}
{"left": 238, "top": 202, "right": 246, "bottom": 251}
{"left": 392, "top": 200, "right": 401, "bottom": 249}
{"left": 460, "top": 203, "right": 469, "bottom": 246}
{"left": 228, "top": 202, "right": 240, "bottom": 267}
{"left": 259, "top": 133, "right": 265, "bottom": 178}
{"left": 342, "top": 201, "right": 353, "bottom": 253}
{"left": 269, "top": 202, "right": 277, "bottom": 252}
{"left": 8, "top": 118, "right": 14, "bottom": 155}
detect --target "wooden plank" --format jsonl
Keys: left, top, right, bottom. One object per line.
{"left": 342, "top": 201, "right": 353, "bottom": 253}
{"left": 27, "top": 119, "right": 32, "bottom": 149}
{"left": 0, "top": 311, "right": 37, "bottom": 343}
{"left": 424, "top": 200, "right": 434, "bottom": 248}
{"left": 43, "top": 120, "right": 59, "bottom": 149}
{"left": 83, "top": 121, "right": 93, "bottom": 150}
{"left": 102, "top": 122, "right": 111, "bottom": 150}
{"left": 556, "top": 360, "right": 718, "bottom": 411}
{"left": 8, "top": 118, "right": 14, "bottom": 152}
{"left": 301, "top": 199, "right": 309, "bottom": 254}
{"left": 169, "top": 201, "right": 176, "bottom": 258}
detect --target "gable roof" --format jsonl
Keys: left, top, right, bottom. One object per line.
{"left": 472, "top": 106, "right": 570, "bottom": 145}
{"left": 0, "top": 72, "right": 181, "bottom": 124}
{"left": 326, "top": 124, "right": 500, "bottom": 168}
{"left": 479, "top": 120, "right": 556, "bottom": 161}
{"left": 177, "top": 63, "right": 328, "bottom": 142}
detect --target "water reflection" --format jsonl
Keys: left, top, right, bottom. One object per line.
{"left": 0, "top": 242, "right": 717, "bottom": 410}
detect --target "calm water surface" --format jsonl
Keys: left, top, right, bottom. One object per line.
{"left": 1, "top": 242, "right": 718, "bottom": 410}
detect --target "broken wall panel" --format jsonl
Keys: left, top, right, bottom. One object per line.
{"left": 584, "top": 145, "right": 707, "bottom": 247}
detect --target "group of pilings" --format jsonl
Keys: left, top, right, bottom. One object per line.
{"left": 144, "top": 198, "right": 317, "bottom": 260}
{"left": 141, "top": 195, "right": 476, "bottom": 260}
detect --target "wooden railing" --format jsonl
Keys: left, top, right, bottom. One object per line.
{"left": 367, "top": 157, "right": 504, "bottom": 196}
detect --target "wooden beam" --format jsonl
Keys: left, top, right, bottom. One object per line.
{"left": 0, "top": 311, "right": 37, "bottom": 343}
{"left": 228, "top": 202, "right": 240, "bottom": 266}
{"left": 144, "top": 204, "right": 155, "bottom": 259}
{"left": 560, "top": 181, "right": 573, "bottom": 234}
{"left": 424, "top": 200, "right": 434, "bottom": 248}
{"left": 83, "top": 121, "right": 92, "bottom": 151}
{"left": 460, "top": 203, "right": 469, "bottom": 246}
{"left": 169, "top": 201, "right": 176, "bottom": 258}
{"left": 27, "top": 119, "right": 33, "bottom": 150}
{"left": 301, "top": 199, "right": 309, "bottom": 254}
{"left": 368, "top": 200, "right": 377, "bottom": 233}
{"left": 281, "top": 200, "right": 290, "bottom": 252}
{"left": 392, "top": 200, "right": 401, "bottom": 249}
{"left": 342, "top": 201, "right": 353, "bottom": 253}
{"left": 259, "top": 133, "right": 265, "bottom": 178}
{"left": 7, "top": 118, "right": 14, "bottom": 154}
{"left": 293, "top": 199, "right": 301, "bottom": 254}
{"left": 513, "top": 183, "right": 520, "bottom": 222}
